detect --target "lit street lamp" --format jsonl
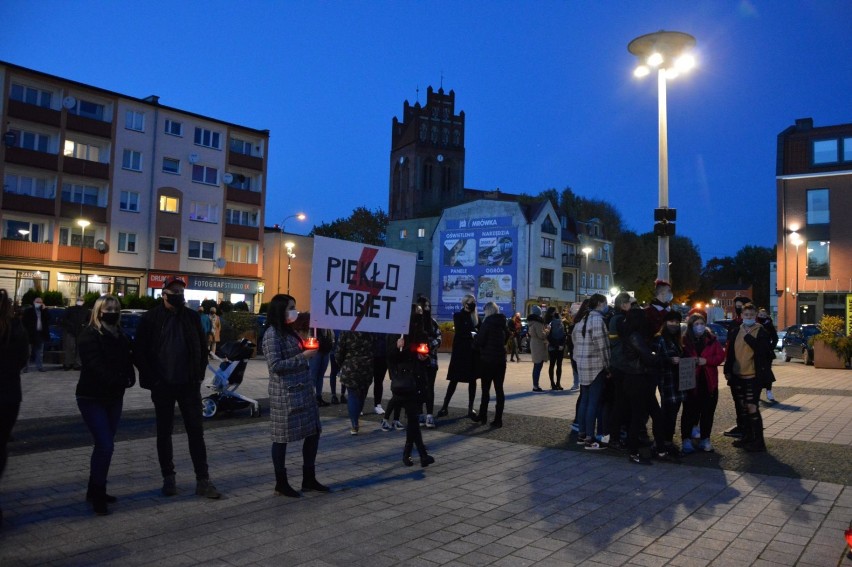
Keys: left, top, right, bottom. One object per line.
{"left": 582, "top": 246, "right": 593, "bottom": 297}
{"left": 285, "top": 241, "right": 296, "bottom": 295}
{"left": 628, "top": 30, "right": 696, "bottom": 284}
{"left": 277, "top": 213, "right": 306, "bottom": 294}
{"left": 77, "top": 219, "right": 90, "bottom": 298}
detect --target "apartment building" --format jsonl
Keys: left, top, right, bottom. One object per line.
{"left": 0, "top": 61, "right": 268, "bottom": 308}
{"left": 575, "top": 218, "right": 615, "bottom": 300}
{"left": 776, "top": 117, "right": 852, "bottom": 328}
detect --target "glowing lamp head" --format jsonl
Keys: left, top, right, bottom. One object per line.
{"left": 416, "top": 343, "right": 430, "bottom": 355}
{"left": 647, "top": 52, "right": 664, "bottom": 67}
{"left": 633, "top": 65, "right": 650, "bottom": 78}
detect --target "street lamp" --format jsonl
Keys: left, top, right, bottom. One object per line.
{"left": 582, "top": 246, "right": 593, "bottom": 297}
{"left": 285, "top": 241, "right": 296, "bottom": 295}
{"left": 77, "top": 219, "right": 90, "bottom": 298}
{"left": 277, "top": 213, "right": 306, "bottom": 294}
{"left": 628, "top": 30, "right": 696, "bottom": 283}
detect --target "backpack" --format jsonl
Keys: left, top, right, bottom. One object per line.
{"left": 547, "top": 320, "right": 566, "bottom": 349}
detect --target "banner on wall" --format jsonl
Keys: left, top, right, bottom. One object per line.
{"left": 847, "top": 294, "right": 852, "bottom": 336}
{"left": 310, "top": 236, "right": 416, "bottom": 333}
{"left": 437, "top": 217, "right": 517, "bottom": 319}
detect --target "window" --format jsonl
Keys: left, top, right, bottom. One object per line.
{"left": 806, "top": 189, "right": 829, "bottom": 225}
{"left": 4, "top": 219, "right": 45, "bottom": 243}
{"left": 159, "top": 196, "right": 179, "bottom": 213}
{"left": 158, "top": 237, "right": 177, "bottom": 253}
{"left": 604, "top": 275, "right": 610, "bottom": 289}
{"left": 225, "top": 241, "right": 257, "bottom": 264}
{"left": 164, "top": 119, "right": 183, "bottom": 136}
{"left": 119, "top": 191, "right": 140, "bottom": 212}
{"left": 59, "top": 227, "right": 95, "bottom": 248}
{"left": 417, "top": 250, "right": 425, "bottom": 262}
{"left": 225, "top": 208, "right": 258, "bottom": 227}
{"left": 541, "top": 237, "right": 555, "bottom": 258}
{"left": 122, "top": 149, "right": 142, "bottom": 171}
{"left": 10, "top": 83, "right": 52, "bottom": 108}
{"left": 813, "top": 139, "right": 838, "bottom": 164}
{"left": 229, "top": 137, "right": 253, "bottom": 156}
{"left": 10, "top": 129, "right": 50, "bottom": 152}
{"left": 226, "top": 172, "right": 253, "bottom": 191}
{"left": 63, "top": 139, "right": 100, "bottom": 162}
{"left": 417, "top": 228, "right": 426, "bottom": 238}
{"left": 581, "top": 272, "right": 587, "bottom": 288}
{"left": 125, "top": 110, "right": 144, "bottom": 131}
{"left": 194, "top": 127, "right": 221, "bottom": 149}
{"left": 4, "top": 173, "right": 55, "bottom": 199}
{"left": 400, "top": 229, "right": 408, "bottom": 239}
{"left": 540, "top": 268, "right": 554, "bottom": 289}
{"left": 118, "top": 232, "right": 137, "bottom": 253}
{"left": 562, "top": 272, "right": 575, "bottom": 291}
{"left": 806, "top": 240, "right": 830, "bottom": 278}
{"left": 596, "top": 274, "right": 602, "bottom": 289}
{"left": 845, "top": 138, "right": 852, "bottom": 162}
{"left": 162, "top": 157, "right": 180, "bottom": 174}
{"left": 191, "top": 202, "right": 219, "bottom": 222}
{"left": 192, "top": 164, "right": 218, "bottom": 185}
{"left": 188, "top": 240, "right": 215, "bottom": 260}
{"left": 69, "top": 99, "right": 106, "bottom": 121}
{"left": 62, "top": 183, "right": 100, "bottom": 206}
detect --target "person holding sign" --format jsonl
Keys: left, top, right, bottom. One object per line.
{"left": 681, "top": 311, "right": 726, "bottom": 453}
{"left": 651, "top": 311, "right": 685, "bottom": 459}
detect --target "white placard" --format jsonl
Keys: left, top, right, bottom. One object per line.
{"left": 309, "top": 236, "right": 416, "bottom": 333}
{"left": 678, "top": 356, "right": 697, "bottom": 391}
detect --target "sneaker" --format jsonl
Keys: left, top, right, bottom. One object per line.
{"left": 691, "top": 425, "right": 700, "bottom": 439}
{"left": 569, "top": 385, "right": 580, "bottom": 392}
{"left": 584, "top": 441, "right": 606, "bottom": 451}
{"left": 195, "top": 479, "right": 221, "bottom": 499}
{"left": 576, "top": 434, "right": 588, "bottom": 445}
{"left": 599, "top": 434, "right": 610, "bottom": 445}
{"left": 723, "top": 426, "right": 743, "bottom": 438}
{"left": 374, "top": 404, "right": 385, "bottom": 415}
{"left": 698, "top": 438, "right": 714, "bottom": 452}
{"left": 766, "top": 390, "right": 776, "bottom": 403}
{"left": 629, "top": 453, "right": 651, "bottom": 465}
{"left": 419, "top": 414, "right": 427, "bottom": 427}
{"left": 349, "top": 427, "right": 359, "bottom": 435}
{"left": 380, "top": 419, "right": 391, "bottom": 432}
{"left": 571, "top": 422, "right": 580, "bottom": 432}
{"left": 392, "top": 420, "right": 405, "bottom": 431}
{"left": 162, "top": 474, "right": 177, "bottom": 496}
{"left": 681, "top": 439, "right": 695, "bottom": 455}
{"left": 425, "top": 414, "right": 436, "bottom": 429}
{"left": 532, "top": 387, "right": 544, "bottom": 393}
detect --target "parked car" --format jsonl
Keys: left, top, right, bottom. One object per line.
{"left": 782, "top": 324, "right": 820, "bottom": 365}
{"left": 776, "top": 329, "right": 787, "bottom": 351}
{"left": 518, "top": 317, "right": 529, "bottom": 353}
{"left": 45, "top": 306, "right": 66, "bottom": 352}
{"left": 119, "top": 309, "right": 146, "bottom": 341}
{"left": 707, "top": 322, "right": 729, "bottom": 346}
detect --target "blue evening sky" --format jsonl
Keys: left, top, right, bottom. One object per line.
{"left": 2, "top": 1, "right": 850, "bottom": 262}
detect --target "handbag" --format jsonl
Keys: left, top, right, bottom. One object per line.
{"left": 391, "top": 360, "right": 421, "bottom": 395}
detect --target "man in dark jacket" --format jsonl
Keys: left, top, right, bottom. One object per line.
{"left": 723, "top": 303, "right": 773, "bottom": 452}
{"left": 61, "top": 298, "right": 89, "bottom": 370}
{"left": 133, "top": 277, "right": 220, "bottom": 498}
{"left": 22, "top": 298, "right": 51, "bottom": 372}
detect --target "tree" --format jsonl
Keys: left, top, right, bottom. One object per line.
{"left": 311, "top": 206, "right": 388, "bottom": 246}
{"left": 691, "top": 245, "right": 775, "bottom": 309}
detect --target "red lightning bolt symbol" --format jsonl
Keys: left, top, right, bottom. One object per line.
{"left": 348, "top": 247, "right": 385, "bottom": 331}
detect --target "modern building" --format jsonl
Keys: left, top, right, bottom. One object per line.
{"left": 1, "top": 61, "right": 268, "bottom": 309}
{"left": 776, "top": 118, "right": 852, "bottom": 328}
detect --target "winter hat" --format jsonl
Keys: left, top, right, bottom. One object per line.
{"left": 687, "top": 307, "right": 707, "bottom": 321}
{"left": 530, "top": 305, "right": 542, "bottom": 317}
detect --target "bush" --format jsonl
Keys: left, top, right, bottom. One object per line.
{"left": 439, "top": 321, "right": 455, "bottom": 334}
{"left": 121, "top": 293, "right": 159, "bottom": 310}
{"left": 812, "top": 314, "right": 849, "bottom": 361}
{"left": 220, "top": 311, "right": 259, "bottom": 343}
{"left": 20, "top": 289, "right": 65, "bottom": 306}
{"left": 83, "top": 291, "right": 101, "bottom": 307}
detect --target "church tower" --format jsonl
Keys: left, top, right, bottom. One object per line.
{"left": 388, "top": 86, "right": 466, "bottom": 220}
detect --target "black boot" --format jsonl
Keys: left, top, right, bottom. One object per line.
{"left": 418, "top": 445, "right": 435, "bottom": 468}
{"left": 744, "top": 413, "right": 766, "bottom": 452}
{"left": 403, "top": 443, "right": 414, "bottom": 466}
{"left": 274, "top": 469, "right": 301, "bottom": 497}
{"left": 90, "top": 483, "right": 109, "bottom": 515}
{"left": 87, "top": 479, "right": 117, "bottom": 504}
{"left": 301, "top": 466, "right": 330, "bottom": 493}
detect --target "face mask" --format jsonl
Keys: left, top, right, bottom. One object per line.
{"left": 599, "top": 305, "right": 610, "bottom": 315}
{"left": 465, "top": 303, "right": 475, "bottom": 311}
{"left": 735, "top": 305, "right": 743, "bottom": 315}
{"left": 286, "top": 309, "right": 299, "bottom": 323}
{"left": 76, "top": 300, "right": 84, "bottom": 306}
{"left": 658, "top": 291, "right": 673, "bottom": 303}
{"left": 34, "top": 303, "right": 43, "bottom": 309}
{"left": 693, "top": 324, "right": 706, "bottom": 335}
{"left": 166, "top": 293, "right": 185, "bottom": 308}
{"left": 742, "top": 318, "right": 756, "bottom": 327}
{"left": 101, "top": 312, "right": 120, "bottom": 325}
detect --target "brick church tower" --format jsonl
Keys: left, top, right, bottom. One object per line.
{"left": 388, "top": 86, "right": 466, "bottom": 220}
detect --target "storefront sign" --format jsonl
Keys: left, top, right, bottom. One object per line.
{"left": 147, "top": 272, "right": 189, "bottom": 288}
{"left": 188, "top": 276, "right": 258, "bottom": 294}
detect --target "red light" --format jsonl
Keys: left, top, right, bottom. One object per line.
{"left": 846, "top": 528, "right": 852, "bottom": 548}
{"left": 416, "top": 343, "right": 429, "bottom": 355}
{"left": 303, "top": 337, "right": 319, "bottom": 350}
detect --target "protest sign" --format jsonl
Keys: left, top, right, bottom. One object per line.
{"left": 310, "top": 236, "right": 416, "bottom": 333}
{"left": 678, "top": 356, "right": 697, "bottom": 391}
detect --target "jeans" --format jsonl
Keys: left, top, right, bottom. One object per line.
{"left": 570, "top": 359, "right": 579, "bottom": 389}
{"left": 29, "top": 340, "right": 44, "bottom": 371}
{"left": 310, "top": 352, "right": 331, "bottom": 399}
{"left": 151, "top": 383, "right": 209, "bottom": 480}
{"left": 478, "top": 360, "right": 506, "bottom": 423}
{"left": 532, "top": 362, "right": 543, "bottom": 388}
{"left": 77, "top": 397, "right": 123, "bottom": 486}
{"left": 578, "top": 370, "right": 606, "bottom": 437}
{"left": 346, "top": 387, "right": 367, "bottom": 429}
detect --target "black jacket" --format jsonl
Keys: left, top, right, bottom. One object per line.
{"left": 62, "top": 305, "right": 90, "bottom": 337}
{"left": 475, "top": 313, "right": 508, "bottom": 363}
{"left": 0, "top": 319, "right": 30, "bottom": 404}
{"left": 133, "top": 303, "right": 208, "bottom": 389}
{"left": 22, "top": 306, "right": 50, "bottom": 344}
{"left": 621, "top": 331, "right": 660, "bottom": 375}
{"left": 724, "top": 323, "right": 775, "bottom": 388}
{"left": 76, "top": 325, "right": 136, "bottom": 399}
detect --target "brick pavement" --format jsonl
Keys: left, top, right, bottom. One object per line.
{"left": 2, "top": 354, "right": 851, "bottom": 566}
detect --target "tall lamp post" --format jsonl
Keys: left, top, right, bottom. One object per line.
{"left": 285, "top": 242, "right": 296, "bottom": 295}
{"left": 277, "top": 213, "right": 306, "bottom": 294}
{"left": 790, "top": 231, "right": 802, "bottom": 324}
{"left": 77, "top": 219, "right": 90, "bottom": 299}
{"left": 582, "top": 246, "right": 593, "bottom": 297}
{"left": 628, "top": 31, "right": 696, "bottom": 283}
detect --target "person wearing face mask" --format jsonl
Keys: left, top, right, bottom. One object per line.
{"left": 436, "top": 294, "right": 479, "bottom": 418}
{"left": 571, "top": 294, "right": 612, "bottom": 451}
{"left": 680, "top": 311, "right": 726, "bottom": 454}
{"left": 527, "top": 305, "right": 549, "bottom": 392}
{"left": 650, "top": 310, "right": 685, "bottom": 458}
{"left": 134, "top": 277, "right": 221, "bottom": 499}
{"left": 722, "top": 295, "right": 752, "bottom": 440}
{"left": 76, "top": 295, "right": 136, "bottom": 515}
{"left": 723, "top": 303, "right": 774, "bottom": 452}
{"left": 756, "top": 307, "right": 779, "bottom": 403}
{"left": 263, "top": 294, "right": 329, "bottom": 496}
{"left": 644, "top": 279, "right": 674, "bottom": 338}
{"left": 62, "top": 298, "right": 89, "bottom": 370}
{"left": 22, "top": 297, "right": 51, "bottom": 372}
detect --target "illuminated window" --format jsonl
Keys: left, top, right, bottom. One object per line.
{"left": 159, "top": 196, "right": 179, "bottom": 213}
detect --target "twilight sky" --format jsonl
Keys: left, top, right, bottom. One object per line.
{"left": 3, "top": 1, "right": 851, "bottom": 262}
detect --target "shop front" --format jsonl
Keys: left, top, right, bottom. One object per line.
{"left": 147, "top": 272, "right": 260, "bottom": 311}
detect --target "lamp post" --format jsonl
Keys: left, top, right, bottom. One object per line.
{"left": 77, "top": 219, "right": 90, "bottom": 299}
{"left": 277, "top": 213, "right": 306, "bottom": 294}
{"left": 628, "top": 30, "right": 696, "bottom": 283}
{"left": 790, "top": 231, "right": 802, "bottom": 324}
{"left": 285, "top": 242, "right": 296, "bottom": 295}
{"left": 582, "top": 246, "right": 593, "bottom": 297}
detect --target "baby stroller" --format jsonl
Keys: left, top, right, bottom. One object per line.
{"left": 201, "top": 338, "right": 261, "bottom": 418}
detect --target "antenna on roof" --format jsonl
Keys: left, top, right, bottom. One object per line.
{"left": 416, "top": 84, "right": 419, "bottom": 104}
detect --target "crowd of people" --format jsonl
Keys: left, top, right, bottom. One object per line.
{"left": 0, "top": 276, "right": 782, "bottom": 521}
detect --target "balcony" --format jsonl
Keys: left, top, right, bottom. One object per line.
{"left": 62, "top": 156, "right": 110, "bottom": 180}
{"left": 228, "top": 152, "right": 264, "bottom": 171}
{"left": 562, "top": 254, "right": 580, "bottom": 268}
{"left": 66, "top": 113, "right": 112, "bottom": 138}
{"left": 0, "top": 239, "right": 53, "bottom": 260}
{"left": 223, "top": 262, "right": 259, "bottom": 278}
{"left": 4, "top": 146, "right": 59, "bottom": 171}
{"left": 57, "top": 245, "right": 104, "bottom": 265}
{"left": 224, "top": 223, "right": 260, "bottom": 241}
{"left": 59, "top": 201, "right": 107, "bottom": 224}
{"left": 2, "top": 192, "right": 56, "bottom": 216}
{"left": 7, "top": 99, "right": 61, "bottom": 127}
{"left": 226, "top": 186, "right": 262, "bottom": 206}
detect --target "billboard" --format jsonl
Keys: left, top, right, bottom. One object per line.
{"left": 437, "top": 217, "right": 517, "bottom": 319}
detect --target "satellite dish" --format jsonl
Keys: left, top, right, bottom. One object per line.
{"left": 188, "top": 153, "right": 199, "bottom": 164}
{"left": 222, "top": 173, "right": 234, "bottom": 184}
{"left": 214, "top": 257, "right": 227, "bottom": 269}
{"left": 95, "top": 239, "right": 108, "bottom": 253}
{"left": 62, "top": 96, "right": 77, "bottom": 109}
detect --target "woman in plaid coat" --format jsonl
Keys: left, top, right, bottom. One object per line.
{"left": 263, "top": 294, "right": 329, "bottom": 498}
